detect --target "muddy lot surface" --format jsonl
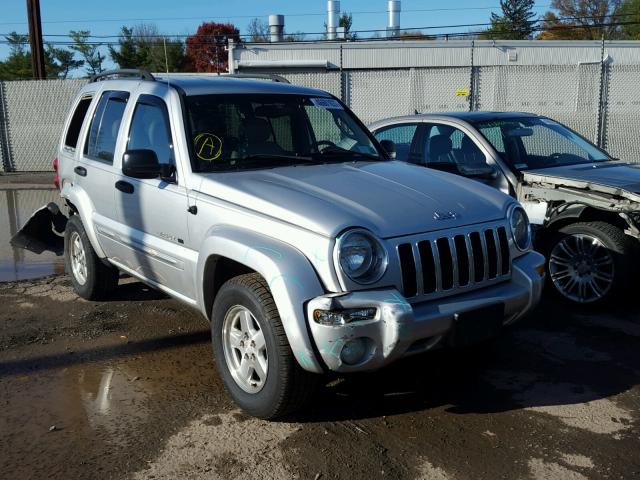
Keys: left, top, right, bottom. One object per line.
{"left": 1, "top": 274, "right": 639, "bottom": 480}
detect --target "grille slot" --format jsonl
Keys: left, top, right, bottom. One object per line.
{"left": 398, "top": 243, "right": 417, "bottom": 297}
{"left": 497, "top": 226, "right": 510, "bottom": 276}
{"left": 396, "top": 225, "right": 511, "bottom": 299}
{"left": 418, "top": 240, "right": 437, "bottom": 293}
{"left": 436, "top": 238, "right": 454, "bottom": 290}
{"left": 484, "top": 229, "right": 498, "bottom": 279}
{"left": 469, "top": 231, "right": 484, "bottom": 282}
{"left": 454, "top": 235, "right": 470, "bottom": 287}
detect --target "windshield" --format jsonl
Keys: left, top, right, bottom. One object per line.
{"left": 184, "top": 93, "right": 385, "bottom": 172}
{"left": 474, "top": 117, "right": 610, "bottom": 171}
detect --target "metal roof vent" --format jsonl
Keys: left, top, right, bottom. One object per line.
{"left": 327, "top": 0, "right": 340, "bottom": 40}
{"left": 387, "top": 0, "right": 401, "bottom": 38}
{"left": 269, "top": 14, "right": 285, "bottom": 42}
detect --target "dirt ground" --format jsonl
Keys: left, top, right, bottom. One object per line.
{"left": 1, "top": 272, "right": 639, "bottom": 480}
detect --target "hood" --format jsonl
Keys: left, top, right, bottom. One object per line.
{"left": 524, "top": 161, "right": 640, "bottom": 195}
{"left": 196, "top": 161, "right": 511, "bottom": 238}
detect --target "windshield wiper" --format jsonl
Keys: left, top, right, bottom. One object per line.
{"left": 238, "top": 154, "right": 320, "bottom": 167}
{"left": 315, "top": 145, "right": 384, "bottom": 162}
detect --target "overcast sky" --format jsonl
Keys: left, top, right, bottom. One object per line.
{"left": 1, "top": 0, "right": 552, "bottom": 67}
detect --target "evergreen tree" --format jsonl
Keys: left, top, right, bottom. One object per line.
{"left": 69, "top": 30, "right": 105, "bottom": 76}
{"left": 484, "top": 0, "right": 537, "bottom": 39}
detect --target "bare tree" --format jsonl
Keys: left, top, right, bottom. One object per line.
{"left": 247, "top": 18, "right": 270, "bottom": 42}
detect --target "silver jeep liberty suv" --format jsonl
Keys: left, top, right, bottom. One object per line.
{"left": 53, "top": 70, "right": 545, "bottom": 418}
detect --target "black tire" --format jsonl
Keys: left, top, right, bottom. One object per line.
{"left": 211, "top": 273, "right": 319, "bottom": 419}
{"left": 64, "top": 214, "right": 119, "bottom": 300}
{"left": 545, "top": 221, "right": 634, "bottom": 304}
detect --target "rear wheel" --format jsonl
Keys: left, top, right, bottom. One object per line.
{"left": 211, "top": 273, "right": 319, "bottom": 419}
{"left": 64, "top": 215, "right": 119, "bottom": 300}
{"left": 546, "top": 221, "right": 633, "bottom": 304}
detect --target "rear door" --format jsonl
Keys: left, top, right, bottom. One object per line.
{"left": 76, "top": 90, "right": 130, "bottom": 257}
{"left": 113, "top": 93, "right": 193, "bottom": 301}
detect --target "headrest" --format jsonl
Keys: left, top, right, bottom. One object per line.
{"left": 429, "top": 135, "right": 452, "bottom": 157}
{"left": 243, "top": 118, "right": 272, "bottom": 143}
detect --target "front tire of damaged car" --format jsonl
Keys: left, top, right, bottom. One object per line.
{"left": 546, "top": 221, "right": 634, "bottom": 304}
{"left": 211, "top": 273, "right": 319, "bottom": 419}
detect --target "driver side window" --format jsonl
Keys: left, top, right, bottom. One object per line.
{"left": 128, "top": 95, "right": 174, "bottom": 166}
{"left": 422, "top": 123, "right": 491, "bottom": 176}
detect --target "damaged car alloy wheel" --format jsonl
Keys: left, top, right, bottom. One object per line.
{"left": 548, "top": 221, "right": 632, "bottom": 304}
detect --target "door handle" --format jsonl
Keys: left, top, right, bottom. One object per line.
{"left": 115, "top": 180, "right": 134, "bottom": 194}
{"left": 74, "top": 166, "right": 87, "bottom": 177}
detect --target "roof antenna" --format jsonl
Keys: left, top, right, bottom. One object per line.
{"left": 163, "top": 37, "right": 170, "bottom": 87}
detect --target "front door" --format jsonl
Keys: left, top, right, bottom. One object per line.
{"left": 113, "top": 94, "right": 195, "bottom": 302}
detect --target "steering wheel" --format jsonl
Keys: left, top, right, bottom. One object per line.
{"left": 315, "top": 140, "right": 337, "bottom": 152}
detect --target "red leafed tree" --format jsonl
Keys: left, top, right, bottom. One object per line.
{"left": 185, "top": 22, "right": 239, "bottom": 73}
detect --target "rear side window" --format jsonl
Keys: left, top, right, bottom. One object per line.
{"left": 64, "top": 96, "right": 92, "bottom": 148}
{"left": 84, "top": 91, "right": 129, "bottom": 163}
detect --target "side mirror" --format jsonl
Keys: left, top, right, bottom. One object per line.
{"left": 379, "top": 139, "right": 397, "bottom": 160}
{"left": 122, "top": 149, "right": 161, "bottom": 179}
{"left": 458, "top": 163, "right": 499, "bottom": 180}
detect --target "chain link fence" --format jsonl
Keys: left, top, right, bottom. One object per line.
{"left": 1, "top": 42, "right": 640, "bottom": 172}
{"left": 0, "top": 79, "right": 86, "bottom": 172}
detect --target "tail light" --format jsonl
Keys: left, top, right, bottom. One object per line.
{"left": 53, "top": 157, "right": 60, "bottom": 190}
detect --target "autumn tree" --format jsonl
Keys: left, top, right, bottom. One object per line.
{"left": 185, "top": 23, "right": 239, "bottom": 73}
{"left": 538, "top": 0, "right": 622, "bottom": 39}
{"left": 483, "top": 0, "right": 537, "bottom": 39}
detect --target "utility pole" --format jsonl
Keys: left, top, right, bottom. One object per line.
{"left": 26, "top": 0, "right": 46, "bottom": 79}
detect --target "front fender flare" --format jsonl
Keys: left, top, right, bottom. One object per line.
{"left": 196, "top": 225, "right": 326, "bottom": 374}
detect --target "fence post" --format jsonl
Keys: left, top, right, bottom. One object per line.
{"left": 339, "top": 43, "right": 346, "bottom": 104}
{"left": 0, "top": 81, "right": 14, "bottom": 172}
{"left": 468, "top": 40, "right": 480, "bottom": 112}
{"left": 596, "top": 37, "right": 610, "bottom": 149}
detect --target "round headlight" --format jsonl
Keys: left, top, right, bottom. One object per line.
{"left": 336, "top": 230, "right": 388, "bottom": 284}
{"left": 509, "top": 205, "right": 532, "bottom": 251}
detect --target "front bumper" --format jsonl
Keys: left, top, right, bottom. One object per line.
{"left": 307, "top": 251, "right": 545, "bottom": 372}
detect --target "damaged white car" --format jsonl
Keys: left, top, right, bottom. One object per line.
{"left": 371, "top": 112, "right": 640, "bottom": 304}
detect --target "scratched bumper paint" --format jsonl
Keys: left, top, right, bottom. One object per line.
{"left": 307, "top": 251, "right": 545, "bottom": 372}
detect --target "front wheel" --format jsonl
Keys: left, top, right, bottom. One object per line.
{"left": 211, "top": 273, "right": 319, "bottom": 419}
{"left": 546, "top": 221, "right": 634, "bottom": 304}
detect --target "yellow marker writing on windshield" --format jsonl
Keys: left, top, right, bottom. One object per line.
{"left": 194, "top": 133, "right": 223, "bottom": 161}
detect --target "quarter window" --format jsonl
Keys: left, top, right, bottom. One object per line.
{"left": 127, "top": 95, "right": 174, "bottom": 165}
{"left": 64, "top": 96, "right": 92, "bottom": 149}
{"left": 84, "top": 91, "right": 129, "bottom": 163}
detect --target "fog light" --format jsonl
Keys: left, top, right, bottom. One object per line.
{"left": 313, "top": 308, "right": 377, "bottom": 326}
{"left": 340, "top": 338, "right": 367, "bottom": 365}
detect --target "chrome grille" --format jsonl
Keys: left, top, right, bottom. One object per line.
{"left": 396, "top": 225, "right": 511, "bottom": 299}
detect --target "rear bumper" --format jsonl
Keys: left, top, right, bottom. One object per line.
{"left": 307, "top": 251, "right": 545, "bottom": 372}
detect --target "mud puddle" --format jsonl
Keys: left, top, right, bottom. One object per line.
{"left": 0, "top": 188, "right": 65, "bottom": 281}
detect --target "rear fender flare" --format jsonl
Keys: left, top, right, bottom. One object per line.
{"left": 60, "top": 183, "right": 106, "bottom": 258}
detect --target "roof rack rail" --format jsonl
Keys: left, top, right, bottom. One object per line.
{"left": 223, "top": 73, "right": 290, "bottom": 84}
{"left": 91, "top": 69, "right": 156, "bottom": 83}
